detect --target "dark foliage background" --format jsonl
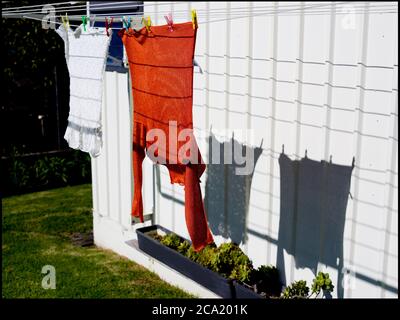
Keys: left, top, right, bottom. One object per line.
{"left": 1, "top": 1, "right": 83, "bottom": 155}
{"left": 1, "top": 1, "right": 90, "bottom": 195}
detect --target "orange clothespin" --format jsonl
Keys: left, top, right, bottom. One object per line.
{"left": 164, "top": 12, "right": 173, "bottom": 32}
{"left": 191, "top": 9, "right": 197, "bottom": 29}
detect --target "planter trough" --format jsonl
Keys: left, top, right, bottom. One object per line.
{"left": 136, "top": 224, "right": 262, "bottom": 299}
{"left": 233, "top": 281, "right": 263, "bottom": 299}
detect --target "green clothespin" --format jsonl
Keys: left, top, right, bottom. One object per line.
{"left": 82, "top": 15, "right": 88, "bottom": 31}
{"left": 122, "top": 16, "right": 131, "bottom": 29}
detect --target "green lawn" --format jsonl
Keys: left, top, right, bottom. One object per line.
{"left": 2, "top": 184, "right": 194, "bottom": 298}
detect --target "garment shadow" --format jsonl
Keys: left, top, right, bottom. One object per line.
{"left": 204, "top": 132, "right": 263, "bottom": 245}
{"left": 276, "top": 153, "right": 353, "bottom": 298}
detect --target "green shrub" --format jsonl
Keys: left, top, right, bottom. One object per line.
{"left": 158, "top": 236, "right": 252, "bottom": 283}
{"left": 177, "top": 240, "right": 191, "bottom": 256}
{"left": 9, "top": 153, "right": 30, "bottom": 188}
{"left": 35, "top": 156, "right": 68, "bottom": 185}
{"left": 185, "top": 245, "right": 201, "bottom": 262}
{"left": 2, "top": 148, "right": 91, "bottom": 195}
{"left": 160, "top": 233, "right": 182, "bottom": 251}
{"left": 282, "top": 280, "right": 310, "bottom": 299}
{"left": 311, "top": 272, "right": 334, "bottom": 296}
{"left": 282, "top": 272, "right": 334, "bottom": 299}
{"left": 213, "top": 243, "right": 253, "bottom": 283}
{"left": 195, "top": 243, "right": 218, "bottom": 270}
{"left": 251, "top": 265, "right": 281, "bottom": 297}
{"left": 154, "top": 232, "right": 334, "bottom": 299}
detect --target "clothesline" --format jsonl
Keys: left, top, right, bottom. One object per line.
{"left": 1, "top": 1, "right": 167, "bottom": 12}
{"left": 2, "top": 1, "right": 397, "bottom": 12}
{"left": 17, "top": 11, "right": 398, "bottom": 32}
{"left": 3, "top": 11, "right": 397, "bottom": 30}
{"left": 2, "top": 1, "right": 398, "bottom": 29}
{"left": 2, "top": 2, "right": 397, "bottom": 17}
{"left": 44, "top": 8, "right": 400, "bottom": 20}
{"left": 4, "top": 6, "right": 398, "bottom": 18}
{"left": 3, "top": 9, "right": 398, "bottom": 19}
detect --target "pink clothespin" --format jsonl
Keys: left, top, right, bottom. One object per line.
{"left": 164, "top": 12, "right": 173, "bottom": 32}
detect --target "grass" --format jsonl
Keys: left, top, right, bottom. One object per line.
{"left": 2, "top": 184, "right": 194, "bottom": 298}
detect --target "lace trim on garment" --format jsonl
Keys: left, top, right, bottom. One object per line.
{"left": 64, "top": 120, "right": 102, "bottom": 158}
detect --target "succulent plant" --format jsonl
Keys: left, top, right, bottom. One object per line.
{"left": 282, "top": 280, "right": 310, "bottom": 299}
{"left": 213, "top": 243, "right": 253, "bottom": 283}
{"left": 195, "top": 243, "right": 218, "bottom": 270}
{"left": 176, "top": 240, "right": 191, "bottom": 255}
{"left": 251, "top": 265, "right": 282, "bottom": 297}
{"left": 185, "top": 245, "right": 200, "bottom": 262}
{"left": 156, "top": 232, "right": 333, "bottom": 299}
{"left": 160, "top": 233, "right": 182, "bottom": 251}
{"left": 311, "top": 272, "right": 334, "bottom": 295}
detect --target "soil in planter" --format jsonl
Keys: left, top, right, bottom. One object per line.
{"left": 151, "top": 234, "right": 164, "bottom": 242}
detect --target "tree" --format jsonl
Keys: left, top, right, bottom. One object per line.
{"left": 1, "top": 1, "right": 85, "bottom": 154}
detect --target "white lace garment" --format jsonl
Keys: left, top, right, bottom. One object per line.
{"left": 56, "top": 24, "right": 112, "bottom": 157}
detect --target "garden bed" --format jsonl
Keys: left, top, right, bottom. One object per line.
{"left": 137, "top": 225, "right": 335, "bottom": 299}
{"left": 1, "top": 149, "right": 91, "bottom": 196}
{"left": 136, "top": 224, "right": 263, "bottom": 299}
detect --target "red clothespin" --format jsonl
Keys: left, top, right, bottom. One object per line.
{"left": 105, "top": 17, "right": 113, "bottom": 36}
{"left": 164, "top": 12, "right": 173, "bottom": 32}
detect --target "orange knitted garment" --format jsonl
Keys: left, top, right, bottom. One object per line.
{"left": 119, "top": 21, "right": 214, "bottom": 251}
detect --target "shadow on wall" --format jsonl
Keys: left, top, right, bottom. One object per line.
{"left": 204, "top": 131, "right": 263, "bottom": 245}
{"left": 276, "top": 152, "right": 354, "bottom": 298}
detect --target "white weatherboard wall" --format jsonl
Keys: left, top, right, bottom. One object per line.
{"left": 92, "top": 2, "right": 398, "bottom": 298}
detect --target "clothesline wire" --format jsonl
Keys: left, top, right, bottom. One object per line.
{"left": 2, "top": 1, "right": 395, "bottom": 12}
{"left": 2, "top": 1, "right": 397, "bottom": 16}
{"left": 3, "top": 1, "right": 398, "bottom": 26}
{"left": 50, "top": 8, "right": 399, "bottom": 20}
{"left": 3, "top": 4, "right": 398, "bottom": 17}
{"left": 198, "top": 8, "right": 397, "bottom": 25}
{"left": 1, "top": 1, "right": 191, "bottom": 14}
{"left": 3, "top": 5, "right": 397, "bottom": 17}
{"left": 4, "top": 7, "right": 398, "bottom": 20}
{"left": 21, "top": 6, "right": 399, "bottom": 21}
{"left": 2, "top": 2, "right": 145, "bottom": 15}
{"left": 20, "top": 9, "right": 397, "bottom": 31}
{"left": 1, "top": 1, "right": 177, "bottom": 11}
{"left": 1, "top": 1, "right": 81, "bottom": 11}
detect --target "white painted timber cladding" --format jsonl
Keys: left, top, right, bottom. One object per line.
{"left": 91, "top": 1, "right": 398, "bottom": 298}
